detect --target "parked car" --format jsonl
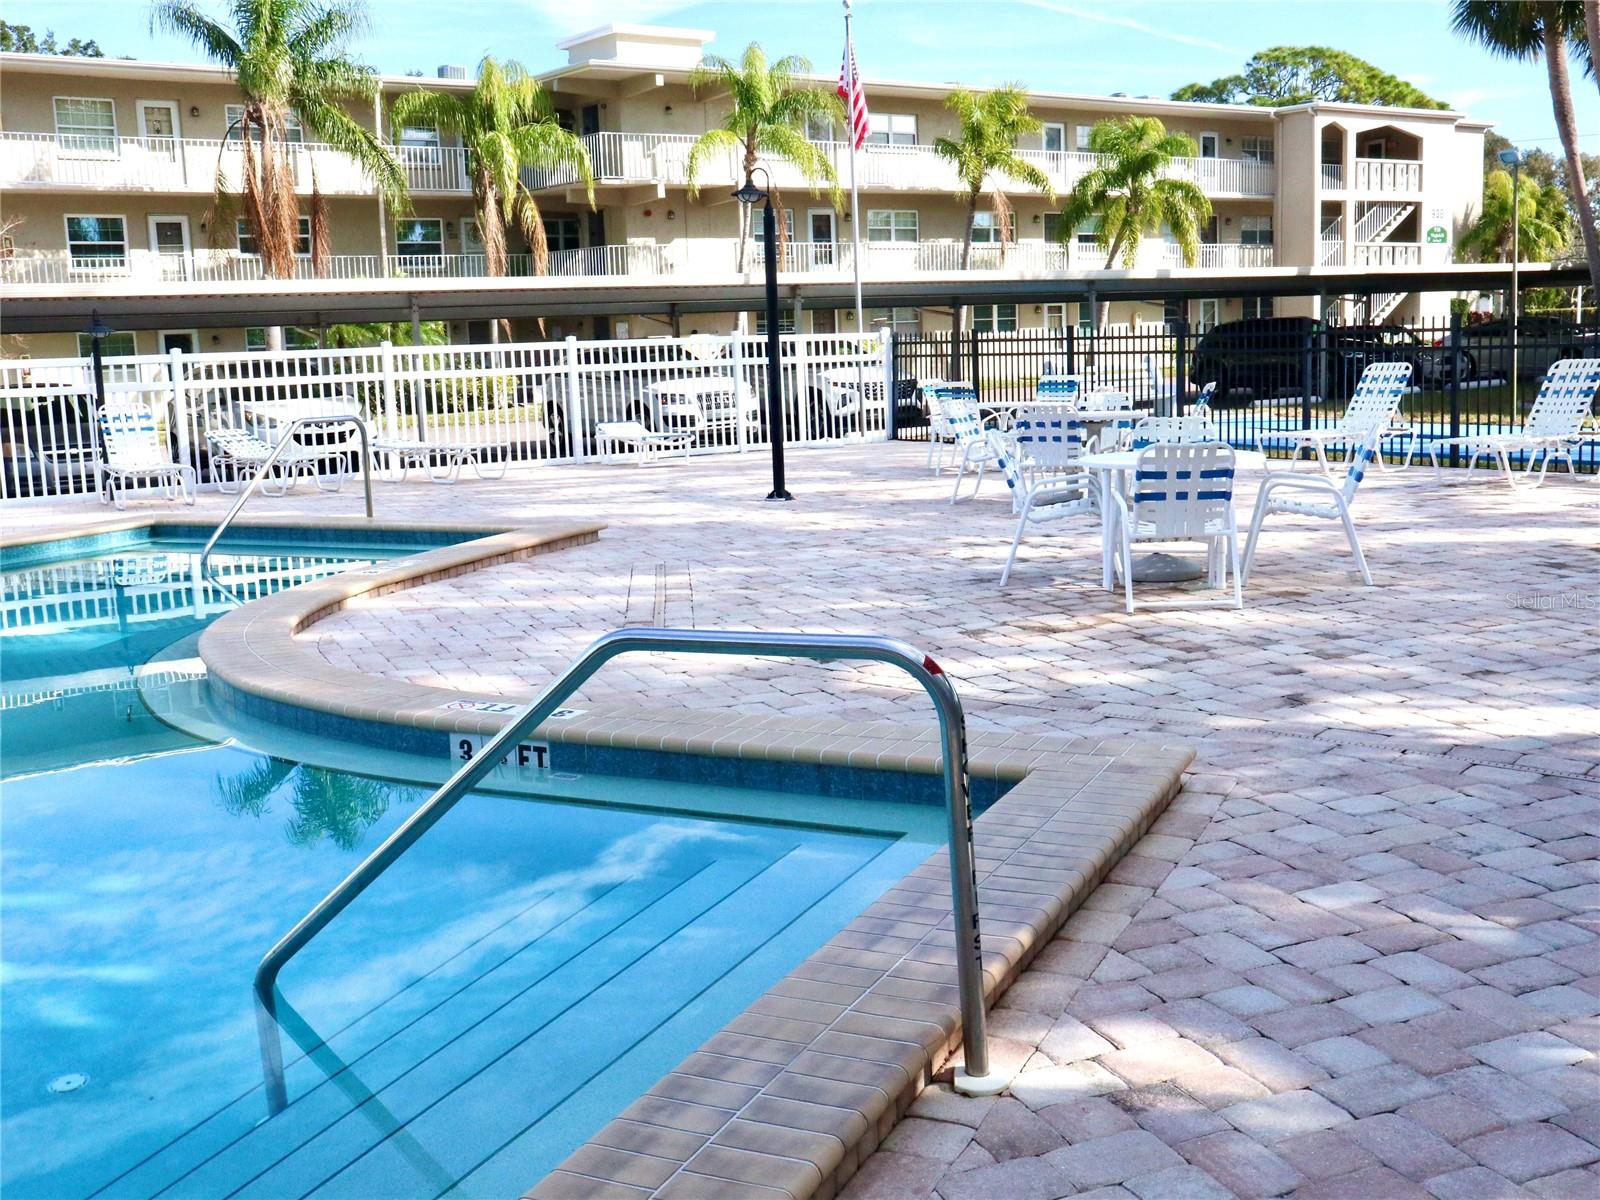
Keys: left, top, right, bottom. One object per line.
{"left": 1190, "top": 317, "right": 1326, "bottom": 406}
{"left": 1325, "top": 325, "right": 1427, "bottom": 399}
{"left": 1420, "top": 317, "right": 1600, "bottom": 386}
{"left": 805, "top": 365, "right": 921, "bottom": 437}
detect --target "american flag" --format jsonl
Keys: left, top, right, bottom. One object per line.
{"left": 837, "top": 42, "right": 869, "bottom": 150}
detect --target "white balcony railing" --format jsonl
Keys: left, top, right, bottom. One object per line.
{"left": 1351, "top": 241, "right": 1422, "bottom": 267}
{"left": 1320, "top": 163, "right": 1344, "bottom": 189}
{"left": 0, "top": 130, "right": 472, "bottom": 194}
{"left": 523, "top": 130, "right": 1276, "bottom": 198}
{"left": 1353, "top": 157, "right": 1422, "bottom": 193}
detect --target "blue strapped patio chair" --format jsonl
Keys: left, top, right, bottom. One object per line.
{"left": 1256, "top": 360, "right": 1414, "bottom": 475}
{"left": 987, "top": 430, "right": 1099, "bottom": 586}
{"left": 1242, "top": 421, "right": 1383, "bottom": 587}
{"left": 1034, "top": 374, "right": 1083, "bottom": 406}
{"left": 97, "top": 402, "right": 196, "bottom": 511}
{"left": 1110, "top": 442, "right": 1243, "bottom": 613}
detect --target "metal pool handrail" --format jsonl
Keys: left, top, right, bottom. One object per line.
{"left": 199, "top": 415, "right": 374, "bottom": 575}
{"left": 252, "top": 628, "right": 997, "bottom": 1102}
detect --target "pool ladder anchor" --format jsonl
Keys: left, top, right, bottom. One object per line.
{"left": 252, "top": 628, "right": 1009, "bottom": 1112}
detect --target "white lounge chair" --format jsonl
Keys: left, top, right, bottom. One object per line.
{"left": 1243, "top": 422, "right": 1383, "bottom": 587}
{"left": 595, "top": 419, "right": 695, "bottom": 465}
{"left": 1426, "top": 358, "right": 1600, "bottom": 489}
{"left": 97, "top": 402, "right": 196, "bottom": 511}
{"left": 205, "top": 427, "right": 345, "bottom": 495}
{"left": 989, "top": 430, "right": 1099, "bottom": 586}
{"left": 1109, "top": 442, "right": 1243, "bottom": 613}
{"left": 922, "top": 380, "right": 955, "bottom": 472}
{"left": 1256, "top": 361, "right": 1414, "bottom": 475}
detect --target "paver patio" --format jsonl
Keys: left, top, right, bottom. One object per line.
{"left": 12, "top": 441, "right": 1597, "bottom": 1199}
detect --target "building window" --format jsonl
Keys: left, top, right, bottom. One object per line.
{"left": 971, "top": 212, "right": 1017, "bottom": 244}
{"left": 1042, "top": 123, "right": 1065, "bottom": 153}
{"left": 1241, "top": 296, "right": 1275, "bottom": 319}
{"left": 77, "top": 331, "right": 138, "bottom": 356}
{"left": 1042, "top": 303, "right": 1071, "bottom": 331}
{"left": 398, "top": 124, "right": 440, "bottom": 160}
{"left": 547, "top": 215, "right": 582, "bottom": 253}
{"left": 971, "top": 304, "right": 1017, "bottom": 333}
{"left": 237, "top": 217, "right": 311, "bottom": 256}
{"left": 1239, "top": 215, "right": 1273, "bottom": 246}
{"left": 1240, "top": 136, "right": 1274, "bottom": 164}
{"left": 65, "top": 215, "right": 127, "bottom": 266}
{"left": 868, "top": 307, "right": 920, "bottom": 335}
{"left": 866, "top": 209, "right": 918, "bottom": 242}
{"left": 1075, "top": 216, "right": 1102, "bottom": 248}
{"left": 54, "top": 97, "right": 117, "bottom": 152}
{"left": 805, "top": 114, "right": 834, "bottom": 142}
{"left": 246, "top": 326, "right": 319, "bottom": 350}
{"left": 1198, "top": 299, "right": 1220, "bottom": 330}
{"left": 396, "top": 218, "right": 444, "bottom": 258}
{"left": 1075, "top": 124, "right": 1093, "bottom": 151}
{"left": 225, "top": 104, "right": 304, "bottom": 142}
{"left": 867, "top": 113, "right": 917, "bottom": 145}
{"left": 753, "top": 308, "right": 796, "bottom": 334}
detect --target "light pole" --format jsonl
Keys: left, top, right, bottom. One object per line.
{"left": 734, "top": 167, "right": 792, "bottom": 501}
{"left": 1498, "top": 146, "right": 1522, "bottom": 412}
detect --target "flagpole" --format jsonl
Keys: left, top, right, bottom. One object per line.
{"left": 844, "top": 0, "right": 865, "bottom": 335}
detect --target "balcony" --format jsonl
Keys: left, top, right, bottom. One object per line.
{"left": 1320, "top": 163, "right": 1344, "bottom": 190}
{"left": 0, "top": 243, "right": 673, "bottom": 286}
{"left": 1351, "top": 241, "right": 1422, "bottom": 267}
{"left": 524, "top": 131, "right": 1276, "bottom": 198}
{"left": 1353, "top": 157, "right": 1422, "bottom": 193}
{"left": 0, "top": 131, "right": 471, "bottom": 194}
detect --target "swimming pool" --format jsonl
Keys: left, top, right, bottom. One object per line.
{"left": 0, "top": 526, "right": 940, "bottom": 1199}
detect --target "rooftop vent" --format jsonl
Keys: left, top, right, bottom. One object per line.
{"left": 436, "top": 64, "right": 468, "bottom": 80}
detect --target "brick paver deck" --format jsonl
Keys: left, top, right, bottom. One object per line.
{"left": 16, "top": 442, "right": 1597, "bottom": 1198}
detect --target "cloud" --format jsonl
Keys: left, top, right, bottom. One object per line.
{"left": 509, "top": 0, "right": 692, "bottom": 34}
{"left": 1015, "top": 0, "right": 1245, "bottom": 56}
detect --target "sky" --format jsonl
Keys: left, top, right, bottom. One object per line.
{"left": 6, "top": 0, "right": 1595, "bottom": 154}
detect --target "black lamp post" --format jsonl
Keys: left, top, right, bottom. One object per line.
{"left": 734, "top": 168, "right": 791, "bottom": 501}
{"left": 1497, "top": 146, "right": 1523, "bottom": 412}
{"left": 84, "top": 310, "right": 115, "bottom": 416}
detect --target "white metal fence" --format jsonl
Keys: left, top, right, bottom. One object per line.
{"left": 0, "top": 332, "right": 893, "bottom": 501}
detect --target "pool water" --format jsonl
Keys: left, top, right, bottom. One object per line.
{"left": 0, "top": 533, "right": 939, "bottom": 1199}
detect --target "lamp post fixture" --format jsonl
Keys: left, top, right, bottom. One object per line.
{"left": 1497, "top": 146, "right": 1523, "bottom": 412}
{"left": 734, "top": 167, "right": 792, "bottom": 501}
{"left": 83, "top": 311, "right": 115, "bottom": 416}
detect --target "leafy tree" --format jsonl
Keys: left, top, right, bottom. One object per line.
{"left": 1057, "top": 116, "right": 1211, "bottom": 330}
{"left": 151, "top": 0, "right": 408, "bottom": 329}
{"left": 933, "top": 85, "right": 1054, "bottom": 359}
{"left": 685, "top": 43, "right": 843, "bottom": 273}
{"left": 1452, "top": 1, "right": 1600, "bottom": 296}
{"left": 1172, "top": 46, "right": 1446, "bottom": 108}
{"left": 1459, "top": 168, "right": 1572, "bottom": 262}
{"left": 391, "top": 57, "right": 592, "bottom": 281}
{"left": 0, "top": 22, "right": 105, "bottom": 56}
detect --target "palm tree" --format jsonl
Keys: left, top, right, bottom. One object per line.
{"left": 1459, "top": 169, "right": 1571, "bottom": 263}
{"left": 685, "top": 43, "right": 844, "bottom": 274}
{"left": 390, "top": 57, "right": 592, "bottom": 284}
{"left": 1057, "top": 116, "right": 1212, "bottom": 330}
{"left": 933, "top": 85, "right": 1055, "bottom": 365}
{"left": 1452, "top": 1, "right": 1600, "bottom": 296}
{"left": 215, "top": 757, "right": 403, "bottom": 851}
{"left": 152, "top": 0, "right": 406, "bottom": 349}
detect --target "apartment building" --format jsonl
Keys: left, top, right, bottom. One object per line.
{"left": 0, "top": 24, "right": 1489, "bottom": 357}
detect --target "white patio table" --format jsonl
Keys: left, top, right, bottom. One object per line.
{"left": 1079, "top": 446, "right": 1267, "bottom": 588}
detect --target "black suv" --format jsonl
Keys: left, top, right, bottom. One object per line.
{"left": 1190, "top": 317, "right": 1325, "bottom": 406}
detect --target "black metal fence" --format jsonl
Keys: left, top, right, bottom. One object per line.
{"left": 890, "top": 315, "right": 1600, "bottom": 471}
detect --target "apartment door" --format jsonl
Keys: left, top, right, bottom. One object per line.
{"left": 580, "top": 105, "right": 601, "bottom": 136}
{"left": 147, "top": 214, "right": 191, "bottom": 280}
{"left": 138, "top": 100, "right": 181, "bottom": 162}
{"left": 158, "top": 329, "right": 198, "bottom": 354}
{"left": 1197, "top": 131, "right": 1220, "bottom": 188}
{"left": 1042, "top": 123, "right": 1065, "bottom": 154}
{"left": 809, "top": 209, "right": 836, "bottom": 266}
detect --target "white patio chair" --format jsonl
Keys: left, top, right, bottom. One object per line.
{"left": 945, "top": 387, "right": 1002, "bottom": 503}
{"left": 922, "top": 381, "right": 957, "bottom": 472}
{"left": 988, "top": 430, "right": 1099, "bottom": 586}
{"left": 1034, "top": 374, "right": 1083, "bottom": 406}
{"left": 1242, "top": 422, "right": 1383, "bottom": 587}
{"left": 1426, "top": 358, "right": 1600, "bottom": 489}
{"left": 1128, "top": 414, "right": 1217, "bottom": 448}
{"left": 1009, "top": 408, "right": 1093, "bottom": 497}
{"left": 97, "top": 402, "right": 196, "bottom": 511}
{"left": 595, "top": 419, "right": 695, "bottom": 465}
{"left": 1192, "top": 380, "right": 1217, "bottom": 417}
{"left": 205, "top": 428, "right": 344, "bottom": 495}
{"left": 1256, "top": 361, "right": 1414, "bottom": 475}
{"left": 1109, "top": 442, "right": 1243, "bottom": 613}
